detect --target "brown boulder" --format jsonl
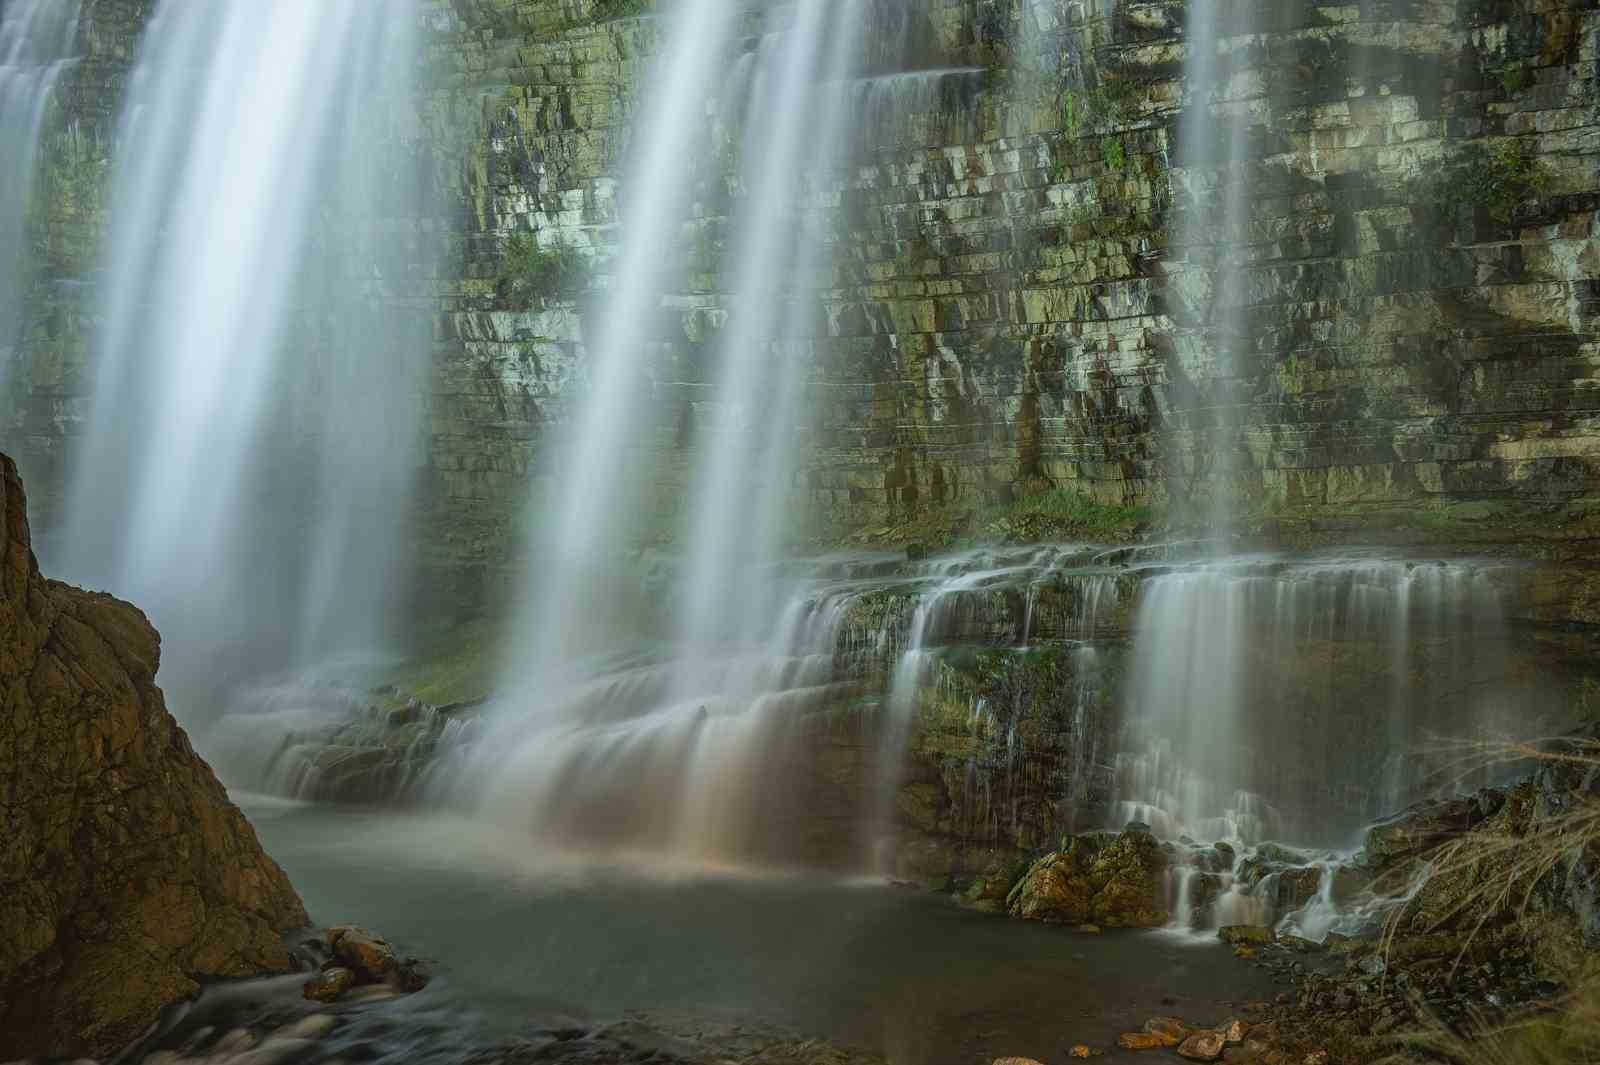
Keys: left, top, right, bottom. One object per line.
{"left": 1117, "top": 1032, "right": 1168, "bottom": 1050}
{"left": 328, "top": 925, "right": 397, "bottom": 980}
{"left": 0, "top": 454, "right": 308, "bottom": 1058}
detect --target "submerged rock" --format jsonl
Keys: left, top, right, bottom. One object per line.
{"left": 0, "top": 454, "right": 308, "bottom": 1059}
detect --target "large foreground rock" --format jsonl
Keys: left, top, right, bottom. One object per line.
{"left": 0, "top": 454, "right": 308, "bottom": 1058}
{"left": 1007, "top": 826, "right": 1169, "bottom": 927}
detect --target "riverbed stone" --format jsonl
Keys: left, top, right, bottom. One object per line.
{"left": 302, "top": 967, "right": 358, "bottom": 1003}
{"left": 327, "top": 926, "right": 397, "bottom": 980}
{"left": 1177, "top": 1031, "right": 1226, "bottom": 1061}
{"left": 1142, "top": 1017, "right": 1192, "bottom": 1046}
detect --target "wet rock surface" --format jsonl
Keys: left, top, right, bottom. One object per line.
{"left": 0, "top": 454, "right": 308, "bottom": 1059}
{"left": 111, "top": 985, "right": 890, "bottom": 1065}
{"left": 1217, "top": 745, "right": 1600, "bottom": 1063}
{"left": 1007, "top": 826, "right": 1169, "bottom": 928}
{"left": 298, "top": 926, "right": 431, "bottom": 1004}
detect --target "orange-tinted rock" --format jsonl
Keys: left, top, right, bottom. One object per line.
{"left": 1143, "top": 1017, "right": 1194, "bottom": 1046}
{"left": 1069, "top": 1046, "right": 1102, "bottom": 1059}
{"left": 0, "top": 454, "right": 307, "bottom": 1058}
{"left": 1217, "top": 1018, "right": 1250, "bottom": 1044}
{"left": 1118, "top": 1032, "right": 1168, "bottom": 1050}
{"left": 1178, "top": 1031, "right": 1227, "bottom": 1061}
{"left": 328, "top": 926, "right": 397, "bottom": 980}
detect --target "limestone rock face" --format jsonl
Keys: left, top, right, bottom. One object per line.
{"left": 0, "top": 453, "right": 308, "bottom": 1059}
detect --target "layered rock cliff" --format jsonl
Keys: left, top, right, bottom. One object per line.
{"left": 3, "top": 0, "right": 1598, "bottom": 619}
{"left": 0, "top": 453, "right": 307, "bottom": 1059}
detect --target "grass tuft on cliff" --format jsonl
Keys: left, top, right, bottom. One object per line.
{"left": 1430, "top": 140, "right": 1555, "bottom": 224}
{"left": 977, "top": 487, "right": 1152, "bottom": 542}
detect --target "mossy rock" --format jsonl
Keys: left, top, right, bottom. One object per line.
{"left": 1007, "top": 827, "right": 1168, "bottom": 927}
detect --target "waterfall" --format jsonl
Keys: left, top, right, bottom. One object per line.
{"left": 1171, "top": 0, "right": 1256, "bottom": 532}
{"left": 1114, "top": 555, "right": 1515, "bottom": 850}
{"left": 504, "top": 0, "right": 740, "bottom": 675}
{"left": 0, "top": 0, "right": 80, "bottom": 386}
{"left": 461, "top": 0, "right": 874, "bottom": 865}
{"left": 58, "top": 0, "right": 433, "bottom": 723}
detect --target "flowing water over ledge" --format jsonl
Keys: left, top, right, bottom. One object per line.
{"left": 204, "top": 542, "right": 1569, "bottom": 947}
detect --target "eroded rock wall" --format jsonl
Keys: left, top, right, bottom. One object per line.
{"left": 0, "top": 452, "right": 307, "bottom": 1059}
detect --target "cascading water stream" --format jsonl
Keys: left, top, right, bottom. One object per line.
{"left": 1115, "top": 555, "right": 1518, "bottom": 933}
{"left": 459, "top": 0, "right": 882, "bottom": 867}
{"left": 0, "top": 0, "right": 81, "bottom": 385}
{"left": 58, "top": 0, "right": 432, "bottom": 727}
{"left": 506, "top": 0, "right": 739, "bottom": 675}
{"left": 1172, "top": 0, "right": 1255, "bottom": 534}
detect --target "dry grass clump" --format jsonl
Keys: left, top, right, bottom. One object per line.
{"left": 1378, "top": 734, "right": 1600, "bottom": 1064}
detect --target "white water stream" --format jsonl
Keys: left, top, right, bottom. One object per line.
{"left": 58, "top": 0, "right": 432, "bottom": 720}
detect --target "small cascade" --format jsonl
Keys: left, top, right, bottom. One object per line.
{"left": 58, "top": 0, "right": 435, "bottom": 725}
{"left": 845, "top": 67, "right": 985, "bottom": 152}
{"left": 1115, "top": 555, "right": 1514, "bottom": 851}
{"left": 866, "top": 576, "right": 965, "bottom": 869}
{"left": 1113, "top": 554, "right": 1519, "bottom": 934}
{"left": 0, "top": 0, "right": 80, "bottom": 382}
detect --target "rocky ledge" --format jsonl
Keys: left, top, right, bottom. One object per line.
{"left": 1212, "top": 740, "right": 1600, "bottom": 1064}
{"left": 0, "top": 453, "right": 309, "bottom": 1059}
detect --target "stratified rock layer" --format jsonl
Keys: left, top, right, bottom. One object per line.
{"left": 0, "top": 453, "right": 308, "bottom": 1059}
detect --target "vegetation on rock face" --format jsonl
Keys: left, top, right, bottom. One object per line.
{"left": 499, "top": 232, "right": 589, "bottom": 309}
{"left": 1430, "top": 140, "right": 1555, "bottom": 224}
{"left": 589, "top": 0, "right": 648, "bottom": 22}
{"left": 977, "top": 487, "right": 1152, "bottom": 542}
